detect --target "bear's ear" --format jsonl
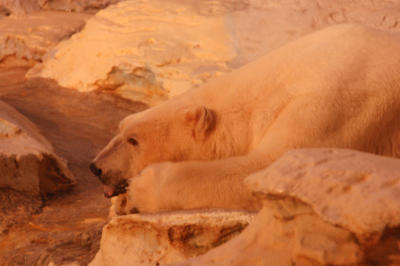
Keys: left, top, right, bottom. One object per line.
{"left": 184, "top": 106, "right": 216, "bottom": 141}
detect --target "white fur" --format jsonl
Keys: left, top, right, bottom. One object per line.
{"left": 94, "top": 24, "right": 400, "bottom": 213}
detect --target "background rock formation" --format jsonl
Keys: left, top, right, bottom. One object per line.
{"left": 0, "top": 0, "right": 120, "bottom": 14}
{"left": 27, "top": 0, "right": 400, "bottom": 104}
{"left": 0, "top": 11, "right": 89, "bottom": 67}
{"left": 0, "top": 0, "right": 120, "bottom": 67}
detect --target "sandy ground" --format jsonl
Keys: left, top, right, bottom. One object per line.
{"left": 0, "top": 66, "right": 147, "bottom": 265}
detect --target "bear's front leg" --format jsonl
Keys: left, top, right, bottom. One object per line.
{"left": 124, "top": 153, "right": 268, "bottom": 213}
{"left": 123, "top": 162, "right": 174, "bottom": 213}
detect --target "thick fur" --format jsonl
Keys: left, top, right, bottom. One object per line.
{"left": 92, "top": 24, "right": 400, "bottom": 213}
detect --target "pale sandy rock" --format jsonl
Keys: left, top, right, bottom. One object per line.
{"left": 0, "top": 11, "right": 89, "bottom": 66}
{"left": 0, "top": 100, "right": 75, "bottom": 196}
{"left": 28, "top": 0, "right": 239, "bottom": 105}
{"left": 89, "top": 210, "right": 254, "bottom": 266}
{"left": 175, "top": 204, "right": 361, "bottom": 266}
{"left": 28, "top": 0, "right": 400, "bottom": 105}
{"left": 177, "top": 149, "right": 400, "bottom": 265}
{"left": 246, "top": 148, "right": 400, "bottom": 238}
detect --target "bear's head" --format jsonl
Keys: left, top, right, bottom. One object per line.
{"left": 90, "top": 104, "right": 216, "bottom": 198}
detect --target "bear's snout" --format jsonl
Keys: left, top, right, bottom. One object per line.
{"left": 90, "top": 162, "right": 102, "bottom": 177}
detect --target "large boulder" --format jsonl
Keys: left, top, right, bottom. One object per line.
{"left": 89, "top": 210, "right": 254, "bottom": 266}
{"left": 27, "top": 0, "right": 400, "bottom": 105}
{"left": 27, "top": 0, "right": 239, "bottom": 105}
{"left": 176, "top": 149, "right": 400, "bottom": 265}
{"left": 0, "top": 100, "right": 75, "bottom": 196}
{"left": 0, "top": 100, "right": 75, "bottom": 233}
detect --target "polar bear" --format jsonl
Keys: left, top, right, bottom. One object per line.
{"left": 90, "top": 24, "right": 400, "bottom": 214}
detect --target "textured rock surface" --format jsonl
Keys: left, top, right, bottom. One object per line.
{"left": 175, "top": 149, "right": 400, "bottom": 265}
{"left": 0, "top": 0, "right": 119, "bottom": 14}
{"left": 0, "top": 99, "right": 75, "bottom": 197}
{"left": 0, "top": 99, "right": 75, "bottom": 234}
{"left": 0, "top": 11, "right": 89, "bottom": 67}
{"left": 0, "top": 0, "right": 39, "bottom": 14}
{"left": 39, "top": 0, "right": 120, "bottom": 13}
{"left": 90, "top": 210, "right": 254, "bottom": 266}
{"left": 246, "top": 149, "right": 400, "bottom": 237}
{"left": 28, "top": 0, "right": 238, "bottom": 105}
{"left": 28, "top": 0, "right": 400, "bottom": 104}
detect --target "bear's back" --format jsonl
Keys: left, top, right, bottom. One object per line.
{"left": 189, "top": 24, "right": 400, "bottom": 109}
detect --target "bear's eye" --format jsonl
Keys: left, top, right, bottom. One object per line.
{"left": 127, "top": 137, "right": 138, "bottom": 146}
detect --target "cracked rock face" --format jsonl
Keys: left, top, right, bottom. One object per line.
{"left": 176, "top": 149, "right": 400, "bottom": 265}
{"left": 0, "top": 100, "right": 75, "bottom": 196}
{"left": 89, "top": 210, "right": 254, "bottom": 266}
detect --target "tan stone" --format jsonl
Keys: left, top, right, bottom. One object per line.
{"left": 0, "top": 0, "right": 39, "bottom": 14}
{"left": 0, "top": 100, "right": 75, "bottom": 196}
{"left": 174, "top": 204, "right": 361, "bottom": 266}
{"left": 0, "top": 11, "right": 89, "bottom": 66}
{"left": 28, "top": 0, "right": 238, "bottom": 105}
{"left": 89, "top": 210, "right": 254, "bottom": 266}
{"left": 0, "top": 0, "right": 119, "bottom": 14}
{"left": 39, "top": 0, "right": 120, "bottom": 13}
{"left": 246, "top": 148, "right": 400, "bottom": 238}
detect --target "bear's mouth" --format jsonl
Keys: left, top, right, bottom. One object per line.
{"left": 103, "top": 181, "right": 128, "bottom": 198}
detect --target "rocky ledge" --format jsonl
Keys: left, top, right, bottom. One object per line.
{"left": 90, "top": 210, "right": 254, "bottom": 266}
{"left": 0, "top": 100, "right": 75, "bottom": 234}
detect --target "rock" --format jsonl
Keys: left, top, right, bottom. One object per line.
{"left": 0, "top": 0, "right": 40, "bottom": 14}
{"left": 89, "top": 210, "right": 254, "bottom": 266}
{"left": 0, "top": 0, "right": 119, "bottom": 14}
{"left": 0, "top": 100, "right": 75, "bottom": 234}
{"left": 175, "top": 149, "right": 400, "bottom": 265}
{"left": 27, "top": 0, "right": 239, "bottom": 105}
{"left": 0, "top": 100, "right": 75, "bottom": 196}
{"left": 247, "top": 148, "right": 400, "bottom": 237}
{"left": 0, "top": 11, "right": 89, "bottom": 67}
{"left": 41, "top": 0, "right": 120, "bottom": 13}
{"left": 27, "top": 0, "right": 400, "bottom": 105}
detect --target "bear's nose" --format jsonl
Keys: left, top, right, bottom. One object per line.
{"left": 89, "top": 162, "right": 102, "bottom": 177}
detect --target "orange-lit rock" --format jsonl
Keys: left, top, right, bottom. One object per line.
{"left": 0, "top": 100, "right": 75, "bottom": 196}
{"left": 175, "top": 149, "right": 400, "bottom": 265}
{"left": 28, "top": 0, "right": 400, "bottom": 104}
{"left": 0, "top": 11, "right": 89, "bottom": 66}
{"left": 0, "top": 0, "right": 39, "bottom": 14}
{"left": 40, "top": 0, "right": 120, "bottom": 12}
{"left": 89, "top": 210, "right": 254, "bottom": 266}
{"left": 28, "top": 0, "right": 239, "bottom": 105}
{"left": 0, "top": 0, "right": 119, "bottom": 14}
{"left": 0, "top": 100, "right": 75, "bottom": 234}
